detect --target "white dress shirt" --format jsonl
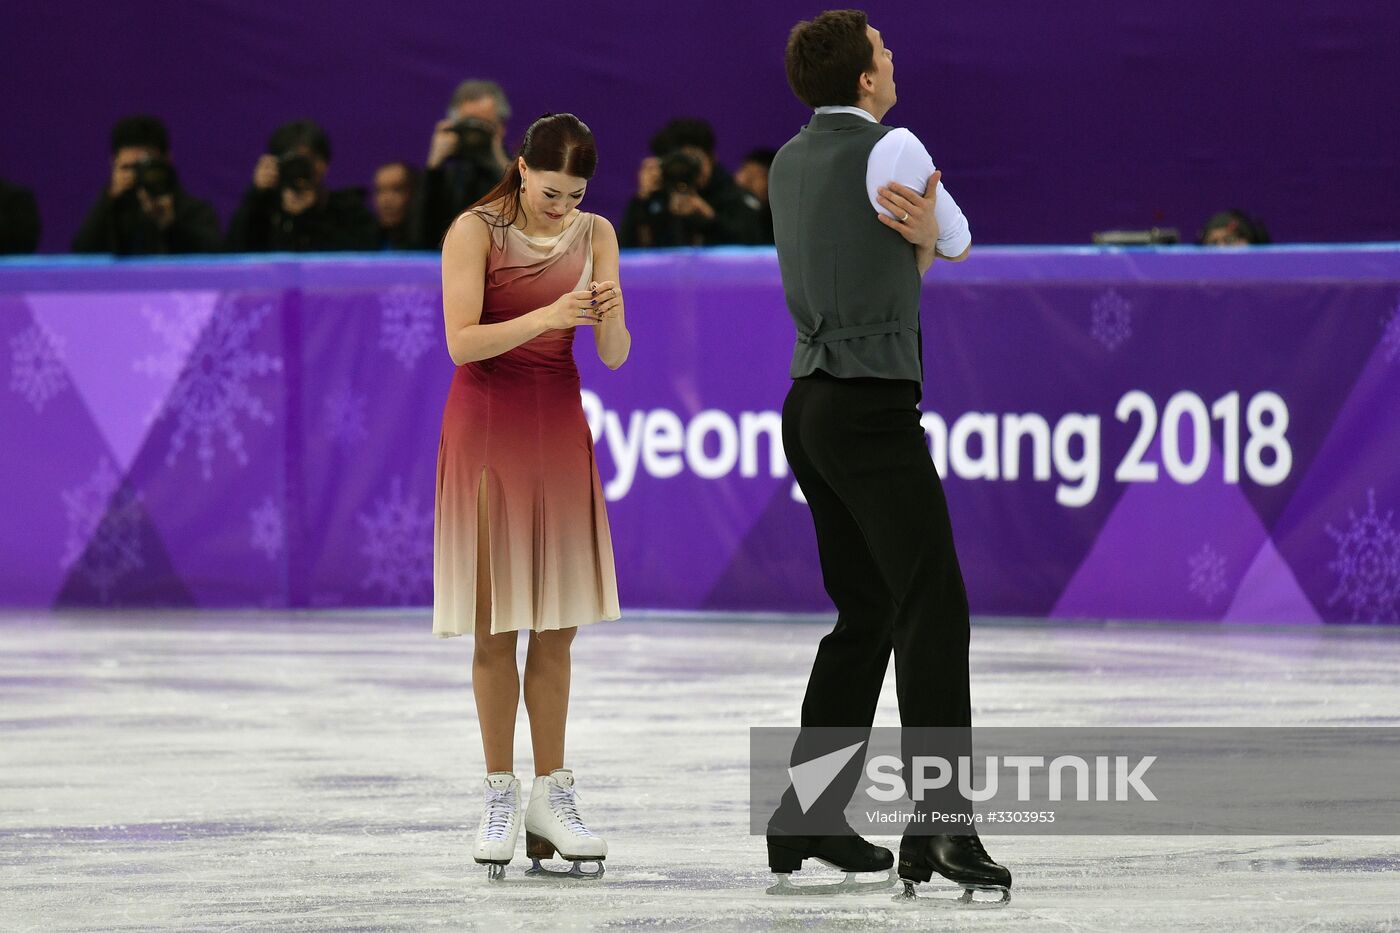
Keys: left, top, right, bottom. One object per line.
{"left": 813, "top": 105, "right": 972, "bottom": 258}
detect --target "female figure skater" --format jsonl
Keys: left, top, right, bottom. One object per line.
{"left": 431, "top": 112, "right": 629, "bottom": 879}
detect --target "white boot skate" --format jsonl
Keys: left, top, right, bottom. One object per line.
{"left": 523, "top": 769, "right": 606, "bottom": 879}
{"left": 471, "top": 772, "right": 521, "bottom": 880}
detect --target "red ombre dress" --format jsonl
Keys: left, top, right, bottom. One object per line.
{"left": 432, "top": 210, "right": 620, "bottom": 636}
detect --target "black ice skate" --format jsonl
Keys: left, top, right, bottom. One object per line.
{"left": 765, "top": 832, "right": 897, "bottom": 895}
{"left": 895, "top": 833, "right": 1011, "bottom": 907}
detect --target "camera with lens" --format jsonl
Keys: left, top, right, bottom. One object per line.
{"left": 659, "top": 150, "right": 703, "bottom": 195}
{"left": 132, "top": 155, "right": 178, "bottom": 199}
{"left": 276, "top": 151, "right": 317, "bottom": 193}
{"left": 449, "top": 116, "right": 497, "bottom": 164}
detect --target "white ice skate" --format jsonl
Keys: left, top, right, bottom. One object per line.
{"left": 523, "top": 769, "right": 607, "bottom": 879}
{"left": 472, "top": 772, "right": 521, "bottom": 880}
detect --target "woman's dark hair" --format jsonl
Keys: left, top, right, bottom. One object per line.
{"left": 784, "top": 9, "right": 873, "bottom": 109}
{"left": 1198, "top": 209, "right": 1271, "bottom": 245}
{"left": 468, "top": 112, "right": 597, "bottom": 231}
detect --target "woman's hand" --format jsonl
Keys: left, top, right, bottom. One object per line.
{"left": 538, "top": 289, "right": 603, "bottom": 330}
{"left": 590, "top": 280, "right": 624, "bottom": 322}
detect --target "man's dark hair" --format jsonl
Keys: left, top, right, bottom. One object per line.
{"left": 649, "top": 118, "right": 718, "bottom": 157}
{"left": 1199, "top": 209, "right": 1271, "bottom": 245}
{"left": 110, "top": 115, "right": 170, "bottom": 155}
{"left": 268, "top": 119, "right": 332, "bottom": 162}
{"left": 742, "top": 148, "right": 778, "bottom": 169}
{"left": 785, "top": 9, "right": 874, "bottom": 108}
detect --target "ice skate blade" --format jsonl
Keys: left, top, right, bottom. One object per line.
{"left": 473, "top": 858, "right": 511, "bottom": 882}
{"left": 894, "top": 879, "right": 1010, "bottom": 908}
{"left": 766, "top": 867, "right": 898, "bottom": 896}
{"left": 523, "top": 857, "right": 605, "bottom": 880}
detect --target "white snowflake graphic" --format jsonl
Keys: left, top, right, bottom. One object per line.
{"left": 322, "top": 383, "right": 369, "bottom": 446}
{"left": 60, "top": 457, "right": 145, "bottom": 603}
{"left": 9, "top": 321, "right": 69, "bottom": 412}
{"left": 357, "top": 475, "right": 433, "bottom": 605}
{"left": 378, "top": 286, "right": 437, "bottom": 370}
{"left": 1382, "top": 301, "right": 1400, "bottom": 364}
{"left": 1326, "top": 489, "right": 1400, "bottom": 623}
{"left": 1090, "top": 289, "right": 1133, "bottom": 351}
{"left": 157, "top": 300, "right": 283, "bottom": 481}
{"left": 249, "top": 496, "right": 284, "bottom": 561}
{"left": 1187, "top": 543, "right": 1228, "bottom": 606}
{"left": 132, "top": 293, "right": 214, "bottom": 380}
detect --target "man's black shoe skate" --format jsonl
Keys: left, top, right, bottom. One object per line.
{"left": 896, "top": 834, "right": 1011, "bottom": 907}
{"left": 765, "top": 832, "right": 896, "bottom": 895}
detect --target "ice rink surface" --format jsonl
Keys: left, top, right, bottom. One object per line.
{"left": 3, "top": 611, "right": 1399, "bottom": 932}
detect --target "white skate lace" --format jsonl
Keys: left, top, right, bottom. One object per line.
{"left": 479, "top": 787, "right": 516, "bottom": 841}
{"left": 548, "top": 784, "right": 597, "bottom": 838}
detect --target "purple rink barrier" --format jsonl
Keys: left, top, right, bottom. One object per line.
{"left": 2, "top": 247, "right": 1399, "bottom": 623}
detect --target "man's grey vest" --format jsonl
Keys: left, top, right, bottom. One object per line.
{"left": 769, "top": 111, "right": 923, "bottom": 384}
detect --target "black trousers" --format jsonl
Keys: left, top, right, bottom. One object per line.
{"left": 772, "top": 372, "right": 971, "bottom": 833}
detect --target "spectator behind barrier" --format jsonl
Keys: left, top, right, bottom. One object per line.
{"left": 373, "top": 161, "right": 418, "bottom": 250}
{"left": 734, "top": 147, "right": 777, "bottom": 244}
{"left": 1199, "top": 209, "right": 1270, "bottom": 246}
{"left": 226, "top": 119, "right": 377, "bottom": 252}
{"left": 0, "top": 178, "right": 41, "bottom": 254}
{"left": 620, "top": 118, "right": 766, "bottom": 248}
{"left": 414, "top": 79, "right": 511, "bottom": 248}
{"left": 71, "top": 116, "right": 221, "bottom": 256}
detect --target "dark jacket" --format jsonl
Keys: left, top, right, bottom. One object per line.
{"left": 620, "top": 162, "right": 766, "bottom": 248}
{"left": 377, "top": 221, "right": 416, "bottom": 251}
{"left": 71, "top": 188, "right": 221, "bottom": 255}
{"left": 412, "top": 158, "right": 505, "bottom": 249}
{"left": 0, "top": 179, "right": 41, "bottom": 254}
{"left": 226, "top": 186, "right": 378, "bottom": 252}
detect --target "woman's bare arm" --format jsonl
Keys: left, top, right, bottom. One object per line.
{"left": 441, "top": 213, "right": 552, "bottom": 366}
{"left": 590, "top": 216, "right": 631, "bottom": 370}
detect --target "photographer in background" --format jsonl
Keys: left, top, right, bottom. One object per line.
{"left": 413, "top": 79, "right": 511, "bottom": 247}
{"left": 372, "top": 161, "right": 418, "bottom": 250}
{"left": 71, "top": 116, "right": 220, "bottom": 255}
{"left": 734, "top": 147, "right": 777, "bottom": 245}
{"left": 620, "top": 118, "right": 765, "bottom": 248}
{"left": 226, "top": 119, "right": 377, "bottom": 252}
{"left": 0, "top": 178, "right": 41, "bottom": 254}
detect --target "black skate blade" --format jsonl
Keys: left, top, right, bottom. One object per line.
{"left": 894, "top": 879, "right": 1010, "bottom": 908}
{"left": 523, "top": 857, "right": 606, "bottom": 880}
{"left": 766, "top": 866, "right": 897, "bottom": 896}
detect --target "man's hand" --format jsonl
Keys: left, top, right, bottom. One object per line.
{"left": 137, "top": 190, "right": 176, "bottom": 230}
{"left": 281, "top": 187, "right": 317, "bottom": 216}
{"left": 109, "top": 161, "right": 137, "bottom": 199}
{"left": 669, "top": 191, "right": 715, "bottom": 220}
{"left": 876, "top": 171, "right": 941, "bottom": 249}
{"left": 426, "top": 119, "right": 458, "bottom": 169}
{"left": 637, "top": 157, "right": 662, "bottom": 198}
{"left": 253, "top": 154, "right": 279, "bottom": 191}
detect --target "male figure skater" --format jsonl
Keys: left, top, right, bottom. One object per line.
{"left": 764, "top": 10, "right": 1012, "bottom": 901}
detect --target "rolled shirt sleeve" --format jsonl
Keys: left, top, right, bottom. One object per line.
{"left": 865, "top": 127, "right": 971, "bottom": 258}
